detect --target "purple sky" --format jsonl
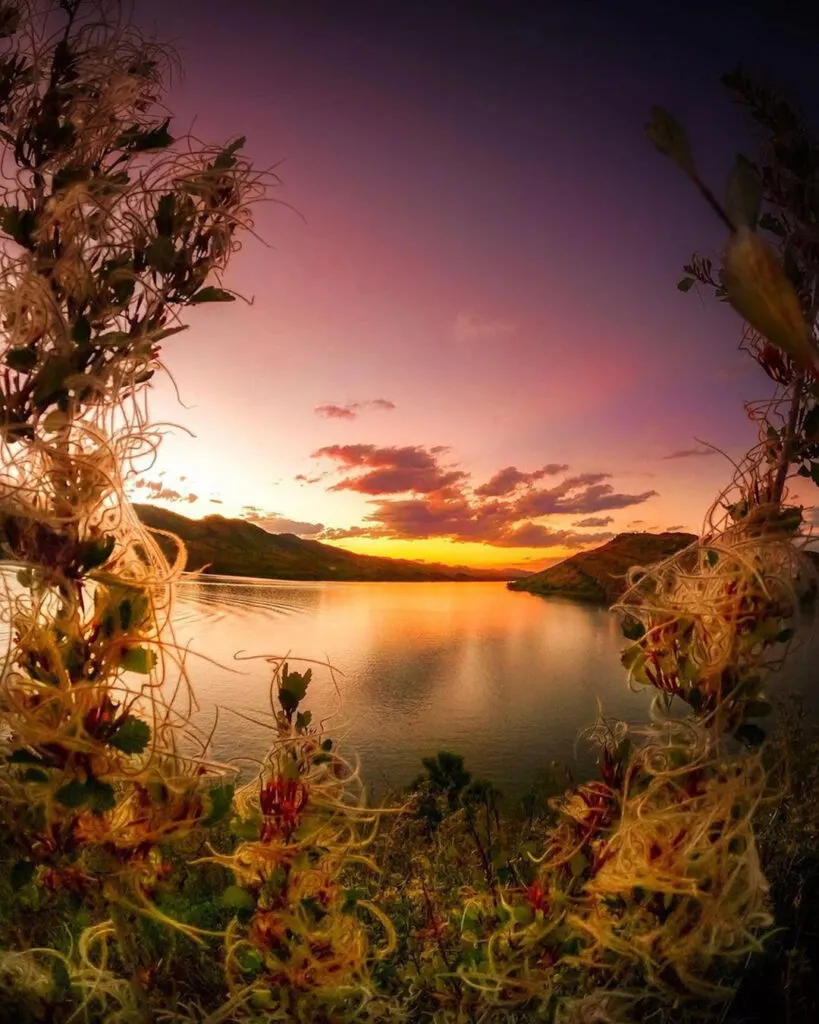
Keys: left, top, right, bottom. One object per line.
{"left": 130, "top": 0, "right": 818, "bottom": 568}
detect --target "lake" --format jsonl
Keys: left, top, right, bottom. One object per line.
{"left": 167, "top": 577, "right": 819, "bottom": 800}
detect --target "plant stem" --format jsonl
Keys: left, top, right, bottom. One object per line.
{"left": 771, "top": 374, "right": 804, "bottom": 507}
{"left": 110, "top": 902, "right": 150, "bottom": 1020}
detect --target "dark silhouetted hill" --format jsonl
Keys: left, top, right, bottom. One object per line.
{"left": 507, "top": 531, "right": 697, "bottom": 603}
{"left": 135, "top": 505, "right": 528, "bottom": 582}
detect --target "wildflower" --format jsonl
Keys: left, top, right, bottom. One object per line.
{"left": 259, "top": 776, "right": 308, "bottom": 842}
{"left": 524, "top": 879, "right": 550, "bottom": 915}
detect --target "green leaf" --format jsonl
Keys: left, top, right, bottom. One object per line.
{"left": 677, "top": 276, "right": 695, "bottom": 292}
{"left": 569, "top": 852, "right": 589, "bottom": 878}
{"left": 55, "top": 778, "right": 87, "bottom": 808}
{"left": 1, "top": 206, "right": 37, "bottom": 249}
{"left": 735, "top": 723, "right": 766, "bottom": 748}
{"left": 42, "top": 410, "right": 69, "bottom": 432}
{"left": 189, "top": 286, "right": 236, "bottom": 304}
{"left": 341, "top": 887, "right": 368, "bottom": 913}
{"left": 6, "top": 344, "right": 37, "bottom": 372}
{"left": 108, "top": 715, "right": 151, "bottom": 755}
{"left": 96, "top": 331, "right": 131, "bottom": 348}
{"left": 237, "top": 948, "right": 264, "bottom": 974}
{"left": 802, "top": 404, "right": 819, "bottom": 441}
{"left": 201, "top": 782, "right": 234, "bottom": 828}
{"left": 71, "top": 316, "right": 91, "bottom": 344}
{"left": 154, "top": 193, "right": 176, "bottom": 236}
{"left": 120, "top": 646, "right": 157, "bottom": 674}
{"left": 706, "top": 549, "right": 719, "bottom": 567}
{"left": 214, "top": 136, "right": 246, "bottom": 170}
{"left": 725, "top": 154, "right": 762, "bottom": 229}
{"left": 758, "top": 212, "right": 786, "bottom": 237}
{"left": 85, "top": 776, "right": 116, "bottom": 813}
{"left": 79, "top": 535, "right": 115, "bottom": 572}
{"left": 50, "top": 959, "right": 71, "bottom": 996}
{"left": 295, "top": 710, "right": 312, "bottom": 731}
{"left": 32, "top": 355, "right": 73, "bottom": 407}
{"left": 221, "top": 885, "right": 255, "bottom": 911}
{"left": 645, "top": 107, "right": 696, "bottom": 176}
{"left": 146, "top": 235, "right": 176, "bottom": 274}
{"left": 11, "top": 860, "right": 35, "bottom": 890}
{"left": 620, "top": 614, "right": 644, "bottom": 641}
{"left": 151, "top": 325, "right": 189, "bottom": 342}
{"left": 9, "top": 749, "right": 45, "bottom": 764}
{"left": 279, "top": 664, "right": 311, "bottom": 708}
{"left": 118, "top": 118, "right": 174, "bottom": 152}
{"left": 722, "top": 229, "right": 817, "bottom": 374}
{"left": 22, "top": 767, "right": 49, "bottom": 783}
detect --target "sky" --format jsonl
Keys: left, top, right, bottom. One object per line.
{"left": 127, "top": 0, "right": 819, "bottom": 570}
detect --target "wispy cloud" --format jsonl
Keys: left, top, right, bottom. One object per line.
{"left": 313, "top": 444, "right": 467, "bottom": 496}
{"left": 239, "top": 506, "right": 325, "bottom": 536}
{"left": 453, "top": 311, "right": 516, "bottom": 342}
{"left": 132, "top": 479, "right": 198, "bottom": 504}
{"left": 572, "top": 516, "right": 614, "bottom": 527}
{"left": 475, "top": 463, "right": 569, "bottom": 497}
{"left": 662, "top": 446, "right": 718, "bottom": 460}
{"left": 314, "top": 398, "right": 396, "bottom": 420}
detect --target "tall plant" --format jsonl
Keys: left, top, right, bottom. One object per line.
{"left": 1, "top": 8, "right": 817, "bottom": 1019}
{"left": 0, "top": 0, "right": 264, "bottom": 1011}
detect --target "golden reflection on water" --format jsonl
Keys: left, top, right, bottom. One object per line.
{"left": 166, "top": 579, "right": 651, "bottom": 797}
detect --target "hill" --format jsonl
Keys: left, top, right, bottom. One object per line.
{"left": 507, "top": 531, "right": 698, "bottom": 604}
{"left": 134, "top": 504, "right": 527, "bottom": 583}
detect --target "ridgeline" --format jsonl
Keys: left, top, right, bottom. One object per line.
{"left": 135, "top": 504, "right": 527, "bottom": 583}
{"left": 507, "top": 531, "right": 698, "bottom": 603}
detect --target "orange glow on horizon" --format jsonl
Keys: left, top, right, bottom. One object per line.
{"left": 321, "top": 535, "right": 570, "bottom": 571}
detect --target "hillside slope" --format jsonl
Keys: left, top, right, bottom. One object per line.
{"left": 507, "top": 531, "right": 697, "bottom": 603}
{"left": 135, "top": 504, "right": 526, "bottom": 582}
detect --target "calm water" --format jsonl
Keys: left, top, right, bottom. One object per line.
{"left": 167, "top": 578, "right": 819, "bottom": 799}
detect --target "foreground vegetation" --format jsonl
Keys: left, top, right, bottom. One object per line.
{"left": 1, "top": 3, "right": 818, "bottom": 1021}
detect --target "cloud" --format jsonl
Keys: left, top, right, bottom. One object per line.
{"left": 209, "top": 498, "right": 224, "bottom": 504}
{"left": 453, "top": 311, "right": 516, "bottom": 342}
{"left": 239, "top": 506, "right": 325, "bottom": 536}
{"left": 252, "top": 516, "right": 325, "bottom": 536}
{"left": 131, "top": 479, "right": 198, "bottom": 504}
{"left": 313, "top": 443, "right": 659, "bottom": 552}
{"left": 314, "top": 399, "right": 396, "bottom": 420}
{"left": 665, "top": 523, "right": 686, "bottom": 531}
{"left": 474, "top": 463, "right": 570, "bottom": 497}
{"left": 319, "top": 525, "right": 390, "bottom": 540}
{"left": 662, "top": 447, "right": 718, "bottom": 460}
{"left": 514, "top": 475, "right": 657, "bottom": 517}
{"left": 313, "top": 444, "right": 468, "bottom": 495}
{"left": 295, "top": 472, "right": 327, "bottom": 485}
{"left": 490, "top": 524, "right": 614, "bottom": 548}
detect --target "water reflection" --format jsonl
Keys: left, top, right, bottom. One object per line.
{"left": 3, "top": 569, "right": 813, "bottom": 799}
{"left": 167, "top": 581, "right": 660, "bottom": 798}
